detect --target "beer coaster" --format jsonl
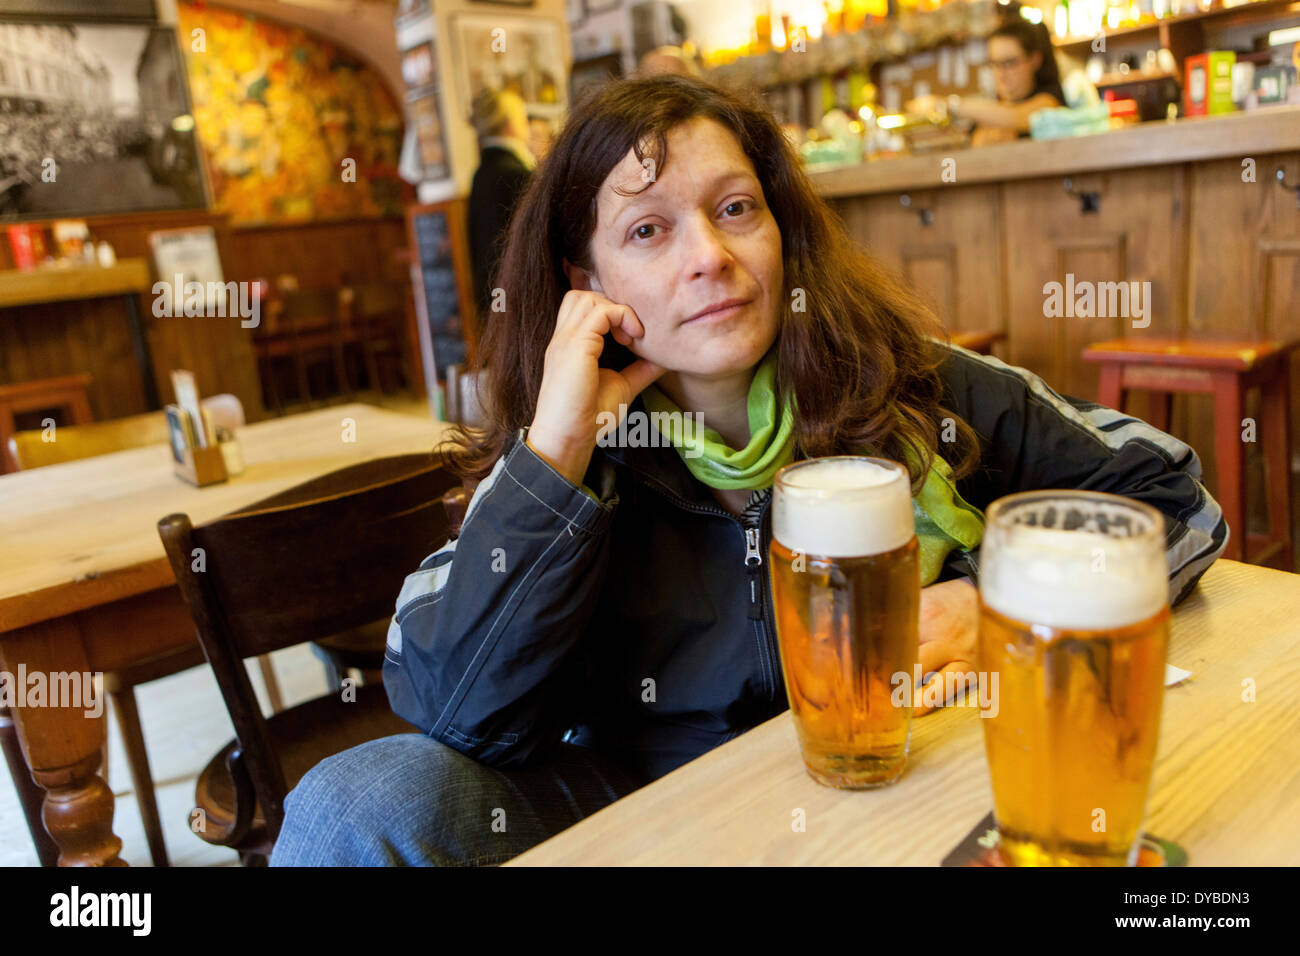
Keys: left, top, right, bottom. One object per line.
{"left": 941, "top": 812, "right": 1187, "bottom": 867}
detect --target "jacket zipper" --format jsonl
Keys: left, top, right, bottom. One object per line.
{"left": 629, "top": 477, "right": 784, "bottom": 703}
{"left": 758, "top": 497, "right": 784, "bottom": 705}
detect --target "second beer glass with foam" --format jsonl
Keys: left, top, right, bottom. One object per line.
{"left": 769, "top": 457, "right": 920, "bottom": 788}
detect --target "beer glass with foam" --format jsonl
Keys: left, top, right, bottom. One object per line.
{"left": 978, "top": 490, "right": 1169, "bottom": 866}
{"left": 769, "top": 457, "right": 920, "bottom": 788}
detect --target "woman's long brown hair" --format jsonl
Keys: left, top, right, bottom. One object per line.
{"left": 446, "top": 74, "right": 980, "bottom": 487}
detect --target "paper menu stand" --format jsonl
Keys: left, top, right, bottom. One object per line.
{"left": 166, "top": 402, "right": 228, "bottom": 487}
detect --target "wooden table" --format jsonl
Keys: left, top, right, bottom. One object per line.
{"left": 512, "top": 560, "right": 1300, "bottom": 866}
{"left": 0, "top": 403, "right": 452, "bottom": 865}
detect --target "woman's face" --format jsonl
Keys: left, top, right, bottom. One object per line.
{"left": 568, "top": 116, "right": 783, "bottom": 379}
{"left": 988, "top": 36, "right": 1040, "bottom": 102}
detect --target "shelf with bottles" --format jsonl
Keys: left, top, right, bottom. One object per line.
{"left": 704, "top": 0, "right": 1006, "bottom": 90}
{"left": 1094, "top": 67, "right": 1179, "bottom": 83}
{"left": 1051, "top": 0, "right": 1298, "bottom": 48}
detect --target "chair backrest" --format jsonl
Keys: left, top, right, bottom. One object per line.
{"left": 157, "top": 453, "right": 461, "bottom": 836}
{"left": 445, "top": 364, "right": 489, "bottom": 427}
{"left": 279, "top": 288, "right": 340, "bottom": 334}
{"left": 8, "top": 394, "right": 245, "bottom": 469}
{"left": 0, "top": 373, "right": 94, "bottom": 472}
{"left": 9, "top": 411, "right": 168, "bottom": 469}
{"left": 0, "top": 373, "right": 94, "bottom": 420}
{"left": 349, "top": 282, "right": 407, "bottom": 317}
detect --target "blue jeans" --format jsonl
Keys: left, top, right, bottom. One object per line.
{"left": 269, "top": 734, "right": 647, "bottom": 866}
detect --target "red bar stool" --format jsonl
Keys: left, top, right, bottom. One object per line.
{"left": 1082, "top": 337, "right": 1297, "bottom": 570}
{"left": 949, "top": 330, "right": 1006, "bottom": 356}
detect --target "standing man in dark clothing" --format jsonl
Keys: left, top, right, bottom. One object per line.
{"left": 467, "top": 88, "right": 536, "bottom": 331}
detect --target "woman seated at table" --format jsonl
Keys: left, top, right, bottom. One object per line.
{"left": 271, "top": 74, "right": 1227, "bottom": 866}
{"left": 910, "top": 20, "right": 1066, "bottom": 146}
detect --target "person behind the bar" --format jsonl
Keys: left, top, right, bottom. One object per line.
{"left": 638, "top": 45, "right": 702, "bottom": 78}
{"left": 270, "top": 75, "right": 1226, "bottom": 867}
{"left": 467, "top": 87, "right": 536, "bottom": 330}
{"left": 910, "top": 19, "right": 1065, "bottom": 146}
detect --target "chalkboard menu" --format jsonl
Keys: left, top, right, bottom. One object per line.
{"left": 407, "top": 203, "right": 470, "bottom": 394}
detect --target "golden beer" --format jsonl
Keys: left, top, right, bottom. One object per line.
{"left": 978, "top": 490, "right": 1170, "bottom": 866}
{"left": 769, "top": 457, "right": 920, "bottom": 789}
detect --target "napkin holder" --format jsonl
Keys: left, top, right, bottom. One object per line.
{"left": 175, "top": 440, "right": 228, "bottom": 487}
{"left": 167, "top": 403, "right": 228, "bottom": 487}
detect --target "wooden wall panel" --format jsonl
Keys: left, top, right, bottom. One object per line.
{"left": 0, "top": 301, "right": 146, "bottom": 423}
{"left": 1186, "top": 152, "right": 1300, "bottom": 492}
{"left": 229, "top": 218, "right": 409, "bottom": 289}
{"left": 1, "top": 214, "right": 410, "bottom": 428}
{"left": 830, "top": 185, "right": 1004, "bottom": 337}
{"left": 1001, "top": 167, "right": 1184, "bottom": 405}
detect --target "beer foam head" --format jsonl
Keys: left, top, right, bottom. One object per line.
{"left": 980, "top": 494, "right": 1167, "bottom": 631}
{"left": 773, "top": 457, "right": 914, "bottom": 557}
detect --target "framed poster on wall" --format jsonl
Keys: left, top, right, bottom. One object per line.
{"left": 451, "top": 13, "right": 567, "bottom": 122}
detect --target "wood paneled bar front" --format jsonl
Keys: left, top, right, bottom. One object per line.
{"left": 811, "top": 106, "right": 1300, "bottom": 496}
{"left": 0, "top": 213, "right": 411, "bottom": 428}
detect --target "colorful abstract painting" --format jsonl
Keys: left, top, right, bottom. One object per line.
{"left": 176, "top": 2, "right": 410, "bottom": 224}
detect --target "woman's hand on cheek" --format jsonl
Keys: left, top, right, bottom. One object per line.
{"left": 528, "top": 289, "right": 665, "bottom": 487}
{"left": 914, "top": 576, "right": 979, "bottom": 716}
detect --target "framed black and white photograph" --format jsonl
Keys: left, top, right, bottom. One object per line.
{"left": 0, "top": 20, "right": 208, "bottom": 221}
{"left": 394, "top": 0, "right": 432, "bottom": 29}
{"left": 451, "top": 14, "right": 566, "bottom": 122}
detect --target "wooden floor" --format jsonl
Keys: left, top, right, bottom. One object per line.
{"left": 0, "top": 391, "right": 433, "bottom": 867}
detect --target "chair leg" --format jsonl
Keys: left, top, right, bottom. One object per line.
{"left": 363, "top": 345, "right": 383, "bottom": 396}
{"left": 1213, "top": 372, "right": 1247, "bottom": 563}
{"left": 1097, "top": 364, "right": 1125, "bottom": 412}
{"left": 293, "top": 348, "right": 313, "bottom": 408}
{"left": 1260, "top": 362, "right": 1294, "bottom": 572}
{"left": 256, "top": 654, "right": 286, "bottom": 714}
{"left": 333, "top": 341, "right": 354, "bottom": 401}
{"left": 0, "top": 706, "right": 60, "bottom": 866}
{"left": 1146, "top": 392, "right": 1173, "bottom": 433}
{"left": 109, "top": 687, "right": 170, "bottom": 867}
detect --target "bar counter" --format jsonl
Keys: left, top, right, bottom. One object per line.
{"left": 811, "top": 106, "right": 1300, "bottom": 196}
{"left": 807, "top": 106, "right": 1300, "bottom": 499}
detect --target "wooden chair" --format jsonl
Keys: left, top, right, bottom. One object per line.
{"left": 4, "top": 395, "right": 290, "bottom": 868}
{"left": 340, "top": 282, "right": 410, "bottom": 395}
{"left": 0, "top": 373, "right": 94, "bottom": 473}
{"left": 156, "top": 453, "right": 465, "bottom": 864}
{"left": 1083, "top": 336, "right": 1297, "bottom": 570}
{"left": 6, "top": 395, "right": 245, "bottom": 470}
{"left": 445, "top": 364, "right": 489, "bottom": 427}
{"left": 281, "top": 288, "right": 352, "bottom": 407}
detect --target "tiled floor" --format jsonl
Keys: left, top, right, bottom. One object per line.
{"left": 1, "top": 392, "right": 434, "bottom": 867}
{"left": 0, "top": 643, "right": 338, "bottom": 867}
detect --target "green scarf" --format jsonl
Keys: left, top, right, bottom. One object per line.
{"left": 640, "top": 349, "right": 984, "bottom": 585}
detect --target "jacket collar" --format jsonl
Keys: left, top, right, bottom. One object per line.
{"left": 594, "top": 395, "right": 723, "bottom": 510}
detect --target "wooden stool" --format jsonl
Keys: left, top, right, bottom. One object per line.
{"left": 1082, "top": 337, "right": 1296, "bottom": 570}
{"left": 949, "top": 330, "right": 1006, "bottom": 356}
{"left": 0, "top": 373, "right": 93, "bottom": 473}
